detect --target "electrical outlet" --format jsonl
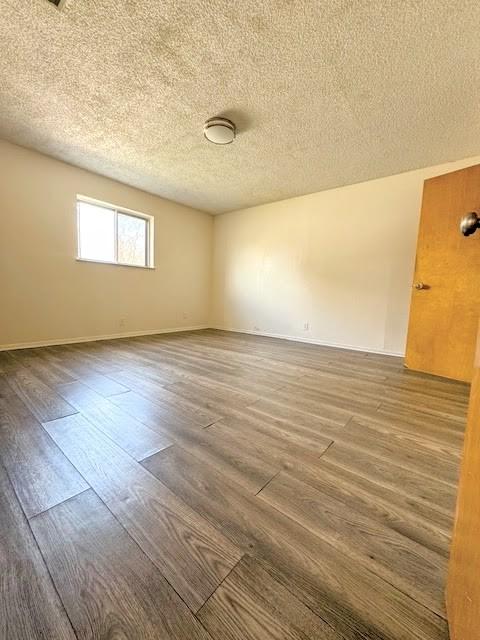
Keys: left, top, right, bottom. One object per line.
{"left": 304, "top": 322, "right": 309, "bottom": 331}
{"left": 119, "top": 318, "right": 126, "bottom": 328}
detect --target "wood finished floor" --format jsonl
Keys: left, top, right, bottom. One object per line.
{"left": 0, "top": 329, "right": 469, "bottom": 640}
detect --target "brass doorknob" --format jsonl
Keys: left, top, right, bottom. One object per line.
{"left": 414, "top": 282, "right": 427, "bottom": 290}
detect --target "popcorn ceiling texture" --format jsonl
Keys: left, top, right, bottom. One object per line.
{"left": 0, "top": 0, "right": 479, "bottom": 214}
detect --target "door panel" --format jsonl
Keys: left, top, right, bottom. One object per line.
{"left": 447, "top": 322, "right": 480, "bottom": 639}
{"left": 405, "top": 164, "right": 480, "bottom": 382}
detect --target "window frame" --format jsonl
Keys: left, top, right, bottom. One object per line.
{"left": 76, "top": 195, "right": 155, "bottom": 269}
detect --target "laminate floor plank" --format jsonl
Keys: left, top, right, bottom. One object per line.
{"left": 288, "top": 371, "right": 387, "bottom": 401}
{"left": 165, "top": 339, "right": 307, "bottom": 385}
{"left": 0, "top": 353, "right": 76, "bottom": 422}
{"left": 383, "top": 380, "right": 469, "bottom": 409}
{"left": 110, "top": 359, "right": 185, "bottom": 387}
{"left": 164, "top": 378, "right": 259, "bottom": 416}
{"left": 357, "top": 405, "right": 464, "bottom": 449}
{"left": 333, "top": 419, "right": 460, "bottom": 485}
{"left": 0, "top": 329, "right": 467, "bottom": 640}
{"left": 144, "top": 340, "right": 243, "bottom": 375}
{"left": 46, "top": 344, "right": 122, "bottom": 377}
{"left": 67, "top": 340, "right": 136, "bottom": 372}
{"left": 290, "top": 374, "right": 465, "bottom": 451}
{"left": 205, "top": 415, "right": 333, "bottom": 473}
{"left": 117, "top": 341, "right": 236, "bottom": 381}
{"left": 276, "top": 379, "right": 382, "bottom": 414}
{"left": 197, "top": 334, "right": 332, "bottom": 371}
{"left": 194, "top": 367, "right": 289, "bottom": 396}
{"left": 241, "top": 399, "right": 343, "bottom": 439}
{"left": 290, "top": 370, "right": 468, "bottom": 420}
{"left": 96, "top": 340, "right": 189, "bottom": 382}
{"left": 186, "top": 334, "right": 318, "bottom": 378}
{"left": 30, "top": 489, "right": 213, "bottom": 640}
{"left": 251, "top": 395, "right": 352, "bottom": 429}
{"left": 385, "top": 369, "right": 471, "bottom": 399}
{"left": 288, "top": 455, "right": 451, "bottom": 557}
{"left": 116, "top": 380, "right": 331, "bottom": 488}
{"left": 110, "top": 390, "right": 279, "bottom": 493}
{"left": 0, "top": 375, "right": 88, "bottom": 518}
{"left": 106, "top": 368, "right": 220, "bottom": 426}
{"left": 377, "top": 400, "right": 466, "bottom": 432}
{"left": 258, "top": 471, "right": 447, "bottom": 617}
{"left": 257, "top": 385, "right": 362, "bottom": 427}
{"left": 77, "top": 370, "right": 129, "bottom": 396}
{"left": 43, "top": 346, "right": 130, "bottom": 396}
{"left": 143, "top": 445, "right": 449, "bottom": 640}
{"left": 7, "top": 348, "right": 78, "bottom": 386}
{"left": 197, "top": 554, "right": 342, "bottom": 640}
{"left": 379, "top": 392, "right": 468, "bottom": 425}
{"left": 193, "top": 366, "right": 278, "bottom": 395}
{"left": 43, "top": 412, "right": 242, "bottom": 612}
{"left": 57, "top": 380, "right": 171, "bottom": 461}
{"left": 351, "top": 411, "right": 463, "bottom": 457}
{"left": 145, "top": 342, "right": 294, "bottom": 394}
{"left": 110, "top": 387, "right": 217, "bottom": 433}
{"left": 138, "top": 338, "right": 239, "bottom": 376}
{"left": 322, "top": 442, "right": 457, "bottom": 516}
{"left": 180, "top": 426, "right": 281, "bottom": 493}
{"left": 234, "top": 402, "right": 338, "bottom": 443}
{"left": 68, "top": 341, "right": 128, "bottom": 368}
{"left": 0, "top": 462, "right": 76, "bottom": 640}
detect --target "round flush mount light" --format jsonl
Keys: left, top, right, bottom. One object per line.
{"left": 203, "top": 117, "right": 236, "bottom": 145}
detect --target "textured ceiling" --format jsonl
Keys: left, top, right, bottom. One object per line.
{"left": 1, "top": 1, "right": 480, "bottom": 214}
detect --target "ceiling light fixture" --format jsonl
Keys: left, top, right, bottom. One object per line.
{"left": 203, "top": 117, "right": 236, "bottom": 145}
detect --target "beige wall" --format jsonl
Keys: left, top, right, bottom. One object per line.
{"left": 212, "top": 156, "right": 480, "bottom": 356}
{"left": 0, "top": 141, "right": 213, "bottom": 349}
{"left": 3, "top": 139, "right": 480, "bottom": 356}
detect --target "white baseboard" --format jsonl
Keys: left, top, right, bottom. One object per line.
{"left": 212, "top": 325, "right": 404, "bottom": 358}
{"left": 0, "top": 325, "right": 209, "bottom": 352}
{"left": 0, "top": 324, "right": 405, "bottom": 358}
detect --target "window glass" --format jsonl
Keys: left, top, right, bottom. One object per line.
{"left": 76, "top": 199, "right": 152, "bottom": 267}
{"left": 78, "top": 202, "right": 115, "bottom": 262}
{"left": 117, "top": 212, "right": 147, "bottom": 266}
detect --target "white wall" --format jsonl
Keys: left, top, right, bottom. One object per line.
{"left": 0, "top": 141, "right": 213, "bottom": 349}
{"left": 212, "top": 156, "right": 480, "bottom": 356}
{"left": 3, "top": 140, "right": 480, "bottom": 356}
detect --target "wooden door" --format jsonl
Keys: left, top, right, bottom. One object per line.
{"left": 447, "top": 321, "right": 480, "bottom": 639}
{"left": 405, "top": 164, "right": 480, "bottom": 382}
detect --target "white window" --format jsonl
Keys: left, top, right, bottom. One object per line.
{"left": 76, "top": 197, "right": 154, "bottom": 268}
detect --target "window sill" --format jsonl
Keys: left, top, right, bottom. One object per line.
{"left": 76, "top": 257, "right": 155, "bottom": 270}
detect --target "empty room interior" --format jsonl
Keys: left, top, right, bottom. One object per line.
{"left": 2, "top": 1, "right": 480, "bottom": 639}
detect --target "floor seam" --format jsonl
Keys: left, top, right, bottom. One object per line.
{"left": 28, "top": 487, "right": 93, "bottom": 521}
{"left": 195, "top": 554, "right": 246, "bottom": 618}
{"left": 254, "top": 469, "right": 283, "bottom": 497}
{"left": 316, "top": 439, "right": 335, "bottom": 460}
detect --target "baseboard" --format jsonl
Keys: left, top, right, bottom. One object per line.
{"left": 212, "top": 325, "right": 404, "bottom": 358}
{"left": 0, "top": 325, "right": 210, "bottom": 352}
{"left": 0, "top": 324, "right": 405, "bottom": 357}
